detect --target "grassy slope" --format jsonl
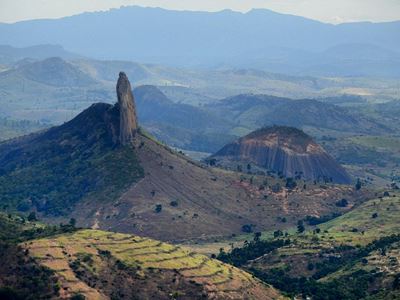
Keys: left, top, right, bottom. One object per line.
{"left": 238, "top": 193, "right": 400, "bottom": 299}
{"left": 319, "top": 195, "right": 400, "bottom": 245}
{"left": 25, "top": 229, "right": 283, "bottom": 300}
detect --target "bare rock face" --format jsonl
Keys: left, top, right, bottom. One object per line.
{"left": 116, "top": 72, "right": 138, "bottom": 145}
{"left": 211, "top": 126, "right": 352, "bottom": 184}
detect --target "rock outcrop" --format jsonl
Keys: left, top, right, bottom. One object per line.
{"left": 116, "top": 72, "right": 138, "bottom": 145}
{"left": 211, "top": 126, "right": 352, "bottom": 184}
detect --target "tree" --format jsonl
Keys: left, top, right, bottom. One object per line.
{"left": 241, "top": 224, "right": 254, "bottom": 233}
{"left": 393, "top": 274, "right": 400, "bottom": 289}
{"left": 69, "top": 218, "right": 76, "bottom": 227}
{"left": 208, "top": 158, "right": 217, "bottom": 166}
{"left": 307, "top": 262, "right": 315, "bottom": 271}
{"left": 372, "top": 213, "right": 378, "bottom": 219}
{"left": 355, "top": 178, "right": 362, "bottom": 190}
{"left": 254, "top": 232, "right": 262, "bottom": 242}
{"left": 27, "top": 212, "right": 37, "bottom": 222}
{"left": 170, "top": 200, "right": 178, "bottom": 207}
{"left": 285, "top": 178, "right": 297, "bottom": 190}
{"left": 336, "top": 198, "right": 348, "bottom": 207}
{"left": 154, "top": 204, "right": 162, "bottom": 213}
{"left": 297, "top": 220, "right": 305, "bottom": 233}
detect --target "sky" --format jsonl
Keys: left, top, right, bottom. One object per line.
{"left": 0, "top": 0, "right": 399, "bottom": 24}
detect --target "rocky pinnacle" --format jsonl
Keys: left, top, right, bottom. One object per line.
{"left": 116, "top": 72, "right": 138, "bottom": 145}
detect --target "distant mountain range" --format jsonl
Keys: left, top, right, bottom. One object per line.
{"left": 0, "top": 44, "right": 81, "bottom": 65}
{"left": 0, "top": 6, "right": 399, "bottom": 77}
{"left": 0, "top": 56, "right": 395, "bottom": 153}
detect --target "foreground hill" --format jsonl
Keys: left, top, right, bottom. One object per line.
{"left": 0, "top": 73, "right": 367, "bottom": 241}
{"left": 24, "top": 229, "right": 283, "bottom": 300}
{"left": 0, "top": 214, "right": 283, "bottom": 300}
{"left": 210, "top": 126, "right": 352, "bottom": 184}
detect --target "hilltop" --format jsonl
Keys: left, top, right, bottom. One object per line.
{"left": 210, "top": 126, "right": 352, "bottom": 184}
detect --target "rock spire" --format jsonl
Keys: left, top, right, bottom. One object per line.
{"left": 116, "top": 72, "right": 138, "bottom": 145}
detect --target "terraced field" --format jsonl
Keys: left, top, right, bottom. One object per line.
{"left": 24, "top": 229, "right": 283, "bottom": 300}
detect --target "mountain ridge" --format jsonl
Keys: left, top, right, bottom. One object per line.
{"left": 1, "top": 6, "right": 399, "bottom": 76}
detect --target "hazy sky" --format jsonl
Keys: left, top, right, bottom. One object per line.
{"left": 0, "top": 0, "right": 399, "bottom": 24}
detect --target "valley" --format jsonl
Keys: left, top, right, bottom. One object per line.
{"left": 0, "top": 4, "right": 399, "bottom": 299}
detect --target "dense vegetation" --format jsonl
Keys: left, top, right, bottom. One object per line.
{"left": 0, "top": 213, "right": 78, "bottom": 299}
{"left": 252, "top": 235, "right": 400, "bottom": 299}
{"left": 0, "top": 104, "right": 144, "bottom": 216}
{"left": 218, "top": 232, "right": 400, "bottom": 299}
{"left": 217, "top": 233, "right": 290, "bottom": 266}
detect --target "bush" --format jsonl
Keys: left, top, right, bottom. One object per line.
{"left": 27, "top": 212, "right": 37, "bottom": 222}
{"left": 0, "top": 287, "right": 20, "bottom": 300}
{"left": 355, "top": 178, "right": 362, "bottom": 190}
{"left": 154, "top": 204, "right": 162, "bottom": 213}
{"left": 241, "top": 224, "right": 254, "bottom": 233}
{"left": 335, "top": 199, "right": 349, "bottom": 207}
{"left": 70, "top": 294, "right": 86, "bottom": 300}
{"left": 297, "top": 220, "right": 305, "bottom": 233}
{"left": 285, "top": 178, "right": 297, "bottom": 190}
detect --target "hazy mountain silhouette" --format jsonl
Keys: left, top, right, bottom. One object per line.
{"left": 0, "top": 6, "right": 399, "bottom": 76}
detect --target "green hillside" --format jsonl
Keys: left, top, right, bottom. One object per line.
{"left": 0, "top": 103, "right": 144, "bottom": 216}
{"left": 319, "top": 195, "right": 400, "bottom": 244}
{"left": 215, "top": 193, "right": 400, "bottom": 299}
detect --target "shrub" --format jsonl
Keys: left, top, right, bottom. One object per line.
{"left": 27, "top": 212, "right": 37, "bottom": 222}
{"left": 241, "top": 224, "right": 254, "bottom": 233}
{"left": 154, "top": 204, "right": 162, "bottom": 213}
{"left": 335, "top": 199, "right": 349, "bottom": 207}
{"left": 297, "top": 220, "right": 305, "bottom": 233}
{"left": 285, "top": 178, "right": 297, "bottom": 190}
{"left": 355, "top": 178, "right": 362, "bottom": 190}
{"left": 70, "top": 294, "right": 86, "bottom": 300}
